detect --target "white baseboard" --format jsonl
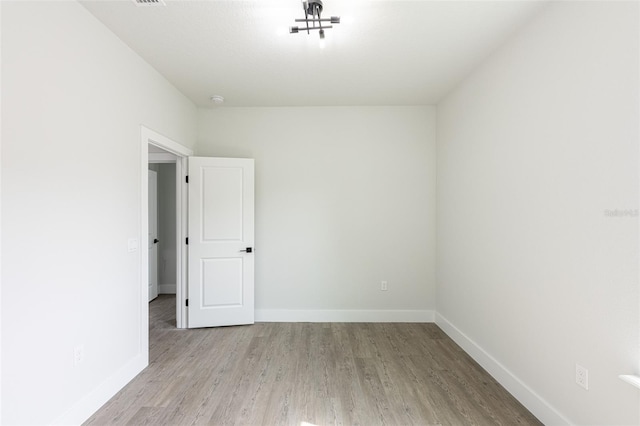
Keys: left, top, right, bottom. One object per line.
{"left": 158, "top": 283, "right": 176, "bottom": 294}
{"left": 435, "top": 313, "right": 571, "bottom": 426}
{"left": 51, "top": 354, "right": 147, "bottom": 426}
{"left": 256, "top": 309, "right": 435, "bottom": 323}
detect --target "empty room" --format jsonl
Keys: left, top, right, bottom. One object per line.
{"left": 1, "top": 0, "right": 639, "bottom": 425}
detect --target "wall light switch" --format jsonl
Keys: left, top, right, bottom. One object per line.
{"left": 128, "top": 238, "right": 139, "bottom": 252}
{"left": 74, "top": 344, "right": 84, "bottom": 366}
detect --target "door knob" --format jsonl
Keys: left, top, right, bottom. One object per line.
{"left": 154, "top": 239, "right": 159, "bottom": 244}
{"left": 240, "top": 247, "right": 253, "bottom": 253}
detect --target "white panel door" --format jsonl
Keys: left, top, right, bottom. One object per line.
{"left": 188, "top": 157, "right": 254, "bottom": 328}
{"left": 148, "top": 170, "right": 159, "bottom": 302}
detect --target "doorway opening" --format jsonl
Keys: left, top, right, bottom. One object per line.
{"left": 140, "top": 127, "right": 192, "bottom": 341}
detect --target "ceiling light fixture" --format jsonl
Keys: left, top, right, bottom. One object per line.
{"left": 290, "top": 0, "right": 340, "bottom": 40}
{"left": 210, "top": 95, "right": 224, "bottom": 105}
{"left": 131, "top": 0, "right": 165, "bottom": 6}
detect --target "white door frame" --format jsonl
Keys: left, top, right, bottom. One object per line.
{"left": 140, "top": 126, "right": 192, "bottom": 334}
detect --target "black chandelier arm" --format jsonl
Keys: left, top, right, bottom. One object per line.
{"left": 295, "top": 18, "right": 338, "bottom": 23}
{"left": 290, "top": 25, "right": 333, "bottom": 33}
{"left": 304, "top": 3, "right": 310, "bottom": 33}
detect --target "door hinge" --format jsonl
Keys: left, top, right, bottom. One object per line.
{"left": 186, "top": 299, "right": 189, "bottom": 307}
{"left": 186, "top": 237, "right": 189, "bottom": 245}
{"left": 185, "top": 175, "right": 189, "bottom": 183}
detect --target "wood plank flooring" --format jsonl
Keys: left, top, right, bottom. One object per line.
{"left": 85, "top": 295, "right": 541, "bottom": 426}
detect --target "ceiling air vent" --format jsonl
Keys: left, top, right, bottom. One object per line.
{"left": 132, "top": 0, "right": 166, "bottom": 6}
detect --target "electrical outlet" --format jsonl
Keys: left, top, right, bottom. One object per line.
{"left": 575, "top": 364, "right": 588, "bottom": 390}
{"left": 74, "top": 344, "right": 84, "bottom": 366}
{"left": 381, "top": 280, "right": 388, "bottom": 291}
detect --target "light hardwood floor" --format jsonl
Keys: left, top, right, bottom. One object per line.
{"left": 85, "top": 295, "right": 541, "bottom": 426}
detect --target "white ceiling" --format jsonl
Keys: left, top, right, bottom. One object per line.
{"left": 81, "top": 0, "right": 547, "bottom": 107}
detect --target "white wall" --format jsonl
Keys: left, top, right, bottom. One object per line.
{"left": 436, "top": 1, "right": 639, "bottom": 425}
{"left": 197, "top": 107, "right": 436, "bottom": 320}
{"left": 157, "top": 163, "right": 177, "bottom": 293}
{"left": 1, "top": 1, "right": 196, "bottom": 424}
